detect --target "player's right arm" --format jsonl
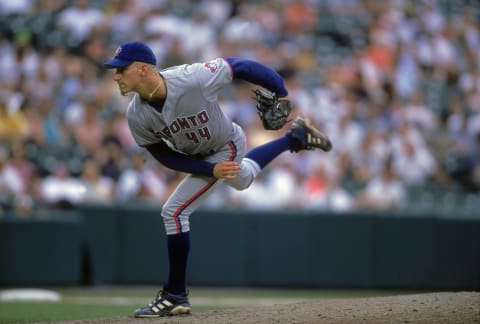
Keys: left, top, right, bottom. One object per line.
{"left": 126, "top": 101, "right": 239, "bottom": 179}
{"left": 145, "top": 141, "right": 239, "bottom": 180}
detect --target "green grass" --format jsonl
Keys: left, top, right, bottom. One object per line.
{"left": 0, "top": 302, "right": 133, "bottom": 324}
{"left": 0, "top": 286, "right": 432, "bottom": 323}
{"left": 0, "top": 301, "right": 221, "bottom": 324}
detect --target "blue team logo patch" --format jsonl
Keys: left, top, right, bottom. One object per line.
{"left": 204, "top": 61, "right": 218, "bottom": 73}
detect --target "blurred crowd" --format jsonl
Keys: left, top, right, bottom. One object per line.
{"left": 1, "top": 0, "right": 480, "bottom": 216}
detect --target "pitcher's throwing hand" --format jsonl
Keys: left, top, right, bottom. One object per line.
{"left": 214, "top": 161, "right": 241, "bottom": 179}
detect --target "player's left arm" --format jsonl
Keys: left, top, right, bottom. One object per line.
{"left": 225, "top": 57, "right": 291, "bottom": 130}
{"left": 224, "top": 57, "right": 288, "bottom": 99}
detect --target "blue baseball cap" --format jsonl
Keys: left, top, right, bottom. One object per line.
{"left": 104, "top": 41, "right": 157, "bottom": 68}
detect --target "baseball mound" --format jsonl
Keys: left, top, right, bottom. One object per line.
{"left": 62, "top": 291, "right": 479, "bottom": 324}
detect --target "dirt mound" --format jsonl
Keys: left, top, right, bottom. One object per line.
{"left": 59, "top": 292, "right": 479, "bottom": 324}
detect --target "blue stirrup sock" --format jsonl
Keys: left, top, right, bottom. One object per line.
{"left": 245, "top": 135, "right": 293, "bottom": 169}
{"left": 166, "top": 231, "right": 190, "bottom": 294}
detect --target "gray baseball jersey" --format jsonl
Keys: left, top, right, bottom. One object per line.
{"left": 125, "top": 57, "right": 260, "bottom": 235}
{"left": 127, "top": 57, "right": 234, "bottom": 156}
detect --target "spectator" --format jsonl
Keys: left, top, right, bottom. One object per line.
{"left": 104, "top": 0, "right": 140, "bottom": 46}
{"left": 229, "top": 158, "right": 301, "bottom": 210}
{"left": 70, "top": 98, "right": 105, "bottom": 155}
{"left": 78, "top": 158, "right": 114, "bottom": 204}
{"left": 39, "top": 162, "right": 85, "bottom": 208}
{"left": 8, "top": 140, "right": 35, "bottom": 195}
{"left": 392, "top": 120, "right": 452, "bottom": 189}
{"left": 95, "top": 136, "right": 125, "bottom": 181}
{"left": 57, "top": 0, "right": 104, "bottom": 46}
{"left": 116, "top": 150, "right": 167, "bottom": 204}
{"left": 455, "top": 132, "right": 480, "bottom": 192}
{"left": 402, "top": 92, "right": 438, "bottom": 132}
{"left": 24, "top": 96, "right": 66, "bottom": 148}
{"left": 392, "top": 136, "right": 438, "bottom": 186}
{"left": 0, "top": 0, "right": 478, "bottom": 212}
{"left": 0, "top": 98, "right": 29, "bottom": 141}
{"left": 0, "top": 147, "right": 24, "bottom": 212}
{"left": 357, "top": 157, "right": 406, "bottom": 210}
{"left": 220, "top": 82, "right": 258, "bottom": 128}
{"left": 301, "top": 159, "right": 355, "bottom": 212}
{"left": 0, "top": 0, "right": 32, "bottom": 15}
{"left": 351, "top": 129, "right": 390, "bottom": 184}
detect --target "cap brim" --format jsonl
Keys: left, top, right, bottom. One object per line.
{"left": 103, "top": 58, "right": 133, "bottom": 69}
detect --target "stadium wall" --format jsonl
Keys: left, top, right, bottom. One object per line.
{"left": 0, "top": 206, "right": 479, "bottom": 289}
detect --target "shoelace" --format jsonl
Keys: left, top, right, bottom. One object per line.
{"left": 148, "top": 290, "right": 164, "bottom": 307}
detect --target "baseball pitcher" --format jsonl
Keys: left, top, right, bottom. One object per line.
{"left": 104, "top": 41, "right": 332, "bottom": 318}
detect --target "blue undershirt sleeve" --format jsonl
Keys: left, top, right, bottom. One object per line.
{"left": 225, "top": 57, "right": 288, "bottom": 97}
{"left": 145, "top": 142, "right": 215, "bottom": 177}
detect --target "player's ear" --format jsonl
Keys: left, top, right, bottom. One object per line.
{"left": 134, "top": 63, "right": 146, "bottom": 74}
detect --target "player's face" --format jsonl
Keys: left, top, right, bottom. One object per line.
{"left": 113, "top": 63, "right": 142, "bottom": 96}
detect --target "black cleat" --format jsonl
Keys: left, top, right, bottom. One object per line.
{"left": 133, "top": 289, "right": 190, "bottom": 318}
{"left": 288, "top": 116, "right": 332, "bottom": 152}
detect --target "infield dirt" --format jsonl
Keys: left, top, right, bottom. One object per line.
{"left": 57, "top": 291, "right": 479, "bottom": 324}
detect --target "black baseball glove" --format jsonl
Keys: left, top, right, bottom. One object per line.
{"left": 253, "top": 88, "right": 292, "bottom": 130}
